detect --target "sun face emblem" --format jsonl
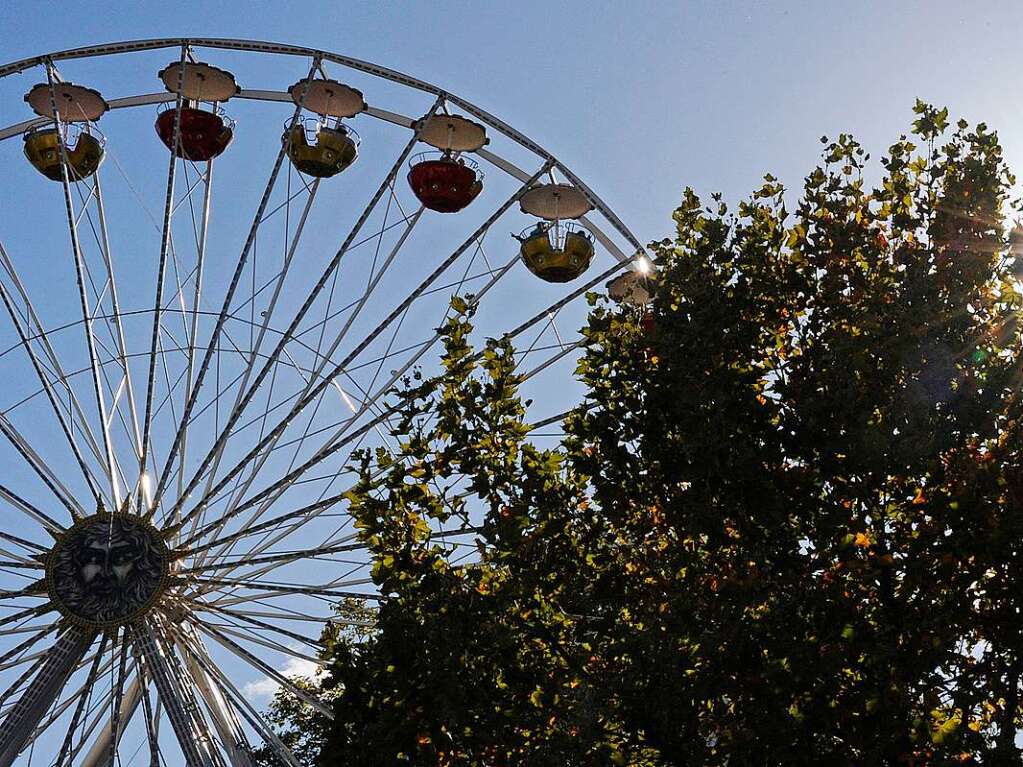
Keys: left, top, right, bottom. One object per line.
{"left": 45, "top": 513, "right": 171, "bottom": 630}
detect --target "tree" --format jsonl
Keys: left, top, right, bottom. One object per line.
{"left": 253, "top": 600, "right": 374, "bottom": 767}
{"left": 269, "top": 103, "right": 1023, "bottom": 765}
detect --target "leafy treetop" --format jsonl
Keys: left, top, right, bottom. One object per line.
{"left": 265, "top": 102, "right": 1023, "bottom": 766}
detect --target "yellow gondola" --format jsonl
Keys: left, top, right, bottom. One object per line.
{"left": 21, "top": 82, "right": 108, "bottom": 182}
{"left": 23, "top": 125, "right": 105, "bottom": 181}
{"left": 516, "top": 222, "right": 594, "bottom": 283}
{"left": 284, "top": 78, "right": 365, "bottom": 178}
{"left": 284, "top": 120, "right": 359, "bottom": 178}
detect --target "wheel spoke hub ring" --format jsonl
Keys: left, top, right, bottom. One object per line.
{"left": 45, "top": 512, "right": 172, "bottom": 629}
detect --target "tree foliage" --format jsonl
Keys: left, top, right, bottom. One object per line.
{"left": 269, "top": 103, "right": 1023, "bottom": 765}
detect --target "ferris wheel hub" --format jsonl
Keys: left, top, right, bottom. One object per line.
{"left": 44, "top": 512, "right": 173, "bottom": 630}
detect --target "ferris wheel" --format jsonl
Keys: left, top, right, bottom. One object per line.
{"left": 0, "top": 39, "right": 646, "bottom": 766}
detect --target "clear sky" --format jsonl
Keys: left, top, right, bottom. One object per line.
{"left": 4, "top": 0, "right": 1022, "bottom": 244}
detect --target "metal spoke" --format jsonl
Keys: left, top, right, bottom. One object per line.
{"left": 0, "top": 243, "right": 114, "bottom": 491}
{"left": 197, "top": 197, "right": 425, "bottom": 555}
{"left": 138, "top": 667, "right": 160, "bottom": 767}
{"left": 0, "top": 606, "right": 51, "bottom": 633}
{"left": 177, "top": 160, "right": 215, "bottom": 508}
{"left": 0, "top": 622, "right": 58, "bottom": 670}
{"left": 176, "top": 623, "right": 254, "bottom": 767}
{"left": 0, "top": 481, "right": 66, "bottom": 535}
{"left": 45, "top": 61, "right": 121, "bottom": 508}
{"left": 182, "top": 538, "right": 369, "bottom": 574}
{"left": 29, "top": 650, "right": 124, "bottom": 740}
{"left": 149, "top": 56, "right": 323, "bottom": 516}
{"left": 104, "top": 627, "right": 130, "bottom": 767}
{"left": 0, "top": 532, "right": 46, "bottom": 555}
{"left": 0, "top": 414, "right": 81, "bottom": 523}
{"left": 77, "top": 674, "right": 141, "bottom": 767}
{"left": 93, "top": 173, "right": 145, "bottom": 467}
{"left": 187, "top": 616, "right": 331, "bottom": 718}
{"left": 0, "top": 252, "right": 104, "bottom": 504}
{"left": 170, "top": 626, "right": 301, "bottom": 767}
{"left": 138, "top": 43, "right": 189, "bottom": 511}
{"left": 170, "top": 161, "right": 550, "bottom": 538}
{"left": 186, "top": 526, "right": 479, "bottom": 606}
{"left": 195, "top": 577, "right": 376, "bottom": 602}
{"left": 189, "top": 600, "right": 323, "bottom": 652}
{"left": 207, "top": 624, "right": 321, "bottom": 669}
{"left": 189, "top": 176, "right": 323, "bottom": 533}
{"left": 63, "top": 684, "right": 126, "bottom": 767}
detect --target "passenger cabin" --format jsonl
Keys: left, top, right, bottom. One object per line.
{"left": 155, "top": 62, "right": 239, "bottom": 161}
{"left": 607, "top": 268, "right": 652, "bottom": 307}
{"left": 408, "top": 114, "right": 487, "bottom": 212}
{"left": 284, "top": 78, "right": 365, "bottom": 178}
{"left": 516, "top": 183, "right": 595, "bottom": 282}
{"left": 22, "top": 82, "right": 108, "bottom": 181}
{"left": 517, "top": 222, "right": 594, "bottom": 283}
{"left": 408, "top": 154, "right": 482, "bottom": 212}
{"left": 608, "top": 266, "right": 655, "bottom": 346}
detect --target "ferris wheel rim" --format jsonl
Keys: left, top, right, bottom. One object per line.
{"left": 0, "top": 36, "right": 644, "bottom": 258}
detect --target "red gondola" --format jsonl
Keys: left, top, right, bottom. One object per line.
{"left": 407, "top": 152, "right": 483, "bottom": 213}
{"left": 641, "top": 311, "right": 656, "bottom": 336}
{"left": 155, "top": 104, "right": 234, "bottom": 161}
{"left": 155, "top": 61, "right": 239, "bottom": 162}
{"left": 408, "top": 114, "right": 488, "bottom": 213}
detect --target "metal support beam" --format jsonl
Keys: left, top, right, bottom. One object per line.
{"left": 131, "top": 622, "right": 217, "bottom": 767}
{"left": 79, "top": 676, "right": 142, "bottom": 767}
{"left": 0, "top": 626, "right": 95, "bottom": 767}
{"left": 179, "top": 625, "right": 254, "bottom": 767}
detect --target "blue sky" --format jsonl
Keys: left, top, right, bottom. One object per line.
{"left": 3, "top": 0, "right": 1021, "bottom": 244}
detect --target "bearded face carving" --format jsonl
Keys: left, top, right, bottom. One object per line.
{"left": 76, "top": 533, "right": 143, "bottom": 590}
{"left": 46, "top": 514, "right": 170, "bottom": 628}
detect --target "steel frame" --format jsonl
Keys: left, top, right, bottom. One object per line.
{"left": 0, "top": 38, "right": 644, "bottom": 767}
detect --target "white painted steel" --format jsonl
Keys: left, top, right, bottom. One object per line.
{"left": 0, "top": 38, "right": 644, "bottom": 767}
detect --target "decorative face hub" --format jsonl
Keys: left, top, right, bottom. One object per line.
{"left": 45, "top": 513, "right": 171, "bottom": 629}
